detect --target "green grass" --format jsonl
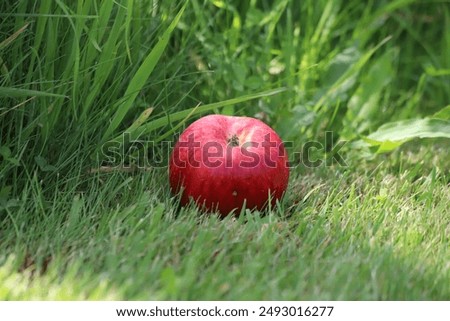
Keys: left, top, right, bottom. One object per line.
{"left": 0, "top": 0, "right": 449, "bottom": 300}
{"left": 1, "top": 144, "right": 449, "bottom": 300}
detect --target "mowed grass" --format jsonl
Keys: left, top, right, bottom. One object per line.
{"left": 1, "top": 143, "right": 449, "bottom": 300}
{"left": 1, "top": 0, "right": 449, "bottom": 300}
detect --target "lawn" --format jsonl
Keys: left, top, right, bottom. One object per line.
{"left": 0, "top": 0, "right": 449, "bottom": 300}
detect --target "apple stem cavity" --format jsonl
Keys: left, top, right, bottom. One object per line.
{"left": 227, "top": 134, "right": 240, "bottom": 147}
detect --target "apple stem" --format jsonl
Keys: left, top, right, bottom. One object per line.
{"left": 227, "top": 134, "right": 239, "bottom": 147}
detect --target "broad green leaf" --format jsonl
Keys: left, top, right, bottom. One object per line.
{"left": 425, "top": 66, "right": 450, "bottom": 77}
{"left": 101, "top": 2, "right": 188, "bottom": 142}
{"left": 432, "top": 105, "right": 450, "bottom": 120}
{"left": 0, "top": 146, "right": 11, "bottom": 158}
{"left": 365, "top": 118, "right": 450, "bottom": 153}
{"left": 0, "top": 146, "right": 20, "bottom": 165}
{"left": 35, "top": 156, "right": 57, "bottom": 172}
{"left": 362, "top": 137, "right": 404, "bottom": 154}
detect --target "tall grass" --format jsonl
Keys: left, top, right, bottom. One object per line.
{"left": 1, "top": 0, "right": 449, "bottom": 180}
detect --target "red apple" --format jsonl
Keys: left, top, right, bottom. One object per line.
{"left": 169, "top": 114, "right": 289, "bottom": 216}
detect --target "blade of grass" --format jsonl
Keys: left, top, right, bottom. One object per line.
{"left": 25, "top": 0, "right": 51, "bottom": 86}
{"left": 0, "top": 23, "right": 29, "bottom": 50}
{"left": 101, "top": 2, "right": 188, "bottom": 142}
{"left": 0, "top": 87, "right": 66, "bottom": 98}
{"left": 432, "top": 105, "right": 450, "bottom": 120}
{"left": 125, "top": 0, "right": 134, "bottom": 63}
{"left": 82, "top": 4, "right": 126, "bottom": 118}
{"left": 153, "top": 103, "right": 201, "bottom": 143}
{"left": 106, "top": 87, "right": 287, "bottom": 144}
{"left": 127, "top": 107, "right": 154, "bottom": 133}
{"left": 83, "top": 0, "right": 114, "bottom": 69}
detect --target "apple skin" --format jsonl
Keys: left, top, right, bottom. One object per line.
{"left": 169, "top": 114, "right": 289, "bottom": 216}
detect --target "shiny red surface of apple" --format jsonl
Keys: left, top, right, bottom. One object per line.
{"left": 169, "top": 114, "right": 289, "bottom": 216}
